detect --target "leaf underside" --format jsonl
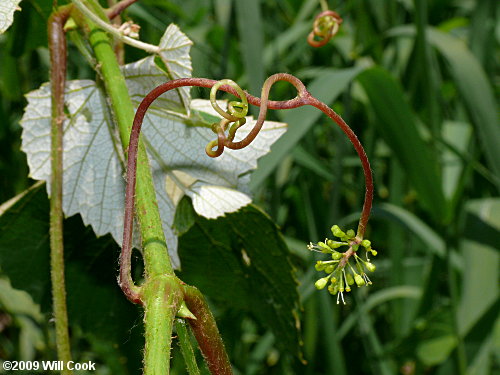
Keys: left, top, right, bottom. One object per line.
{"left": 20, "top": 25, "right": 286, "bottom": 267}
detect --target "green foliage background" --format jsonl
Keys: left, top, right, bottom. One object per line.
{"left": 0, "top": 0, "right": 499, "bottom": 374}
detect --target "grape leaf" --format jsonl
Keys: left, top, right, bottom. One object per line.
{"left": 156, "top": 23, "right": 193, "bottom": 110}
{"left": 178, "top": 204, "right": 302, "bottom": 359}
{"left": 0, "top": 0, "right": 22, "bottom": 34}
{"left": 20, "top": 27, "right": 287, "bottom": 268}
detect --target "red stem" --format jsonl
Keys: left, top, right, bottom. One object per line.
{"left": 183, "top": 285, "right": 233, "bottom": 375}
{"left": 121, "top": 74, "right": 373, "bottom": 303}
{"left": 106, "top": 0, "right": 139, "bottom": 19}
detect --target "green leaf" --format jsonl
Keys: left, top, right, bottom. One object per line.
{"left": 417, "top": 335, "right": 457, "bottom": 366}
{"left": 358, "top": 67, "right": 448, "bottom": 222}
{"left": 458, "top": 199, "right": 500, "bottom": 335}
{"left": 0, "top": 0, "right": 22, "bottom": 34}
{"left": 426, "top": 28, "right": 500, "bottom": 186}
{"left": 336, "top": 286, "right": 421, "bottom": 340}
{"left": 178, "top": 204, "right": 301, "bottom": 358}
{"left": 388, "top": 25, "right": 500, "bottom": 189}
{"left": 20, "top": 31, "right": 286, "bottom": 268}
{"left": 157, "top": 24, "right": 193, "bottom": 110}
{"left": 372, "top": 203, "right": 462, "bottom": 270}
{"left": 0, "top": 182, "right": 50, "bottom": 304}
{"left": 235, "top": 0, "right": 265, "bottom": 98}
{"left": 172, "top": 195, "right": 196, "bottom": 236}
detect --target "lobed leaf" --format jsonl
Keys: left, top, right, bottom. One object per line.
{"left": 20, "top": 28, "right": 286, "bottom": 267}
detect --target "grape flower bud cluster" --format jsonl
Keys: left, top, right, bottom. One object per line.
{"left": 307, "top": 225, "right": 377, "bottom": 304}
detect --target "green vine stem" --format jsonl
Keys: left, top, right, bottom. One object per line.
{"left": 72, "top": 1, "right": 183, "bottom": 373}
{"left": 48, "top": 6, "right": 74, "bottom": 373}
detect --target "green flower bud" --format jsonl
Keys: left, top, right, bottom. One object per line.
{"left": 328, "top": 283, "right": 339, "bottom": 295}
{"left": 331, "top": 225, "right": 345, "bottom": 238}
{"left": 315, "top": 277, "right": 329, "bottom": 290}
{"left": 318, "top": 242, "right": 331, "bottom": 253}
{"left": 370, "top": 249, "right": 378, "bottom": 256}
{"left": 352, "top": 244, "right": 360, "bottom": 252}
{"left": 327, "top": 240, "right": 344, "bottom": 249}
{"left": 354, "top": 274, "right": 365, "bottom": 286}
{"left": 325, "top": 264, "right": 336, "bottom": 274}
{"left": 366, "top": 262, "right": 376, "bottom": 272}
{"left": 345, "top": 285, "right": 351, "bottom": 292}
{"left": 330, "top": 277, "right": 337, "bottom": 284}
{"left": 346, "top": 273, "right": 354, "bottom": 285}
{"left": 361, "top": 239, "right": 371, "bottom": 248}
{"left": 331, "top": 251, "right": 342, "bottom": 260}
{"left": 315, "top": 261, "right": 326, "bottom": 271}
{"left": 346, "top": 229, "right": 355, "bottom": 239}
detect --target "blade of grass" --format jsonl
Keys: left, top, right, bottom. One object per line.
{"left": 235, "top": 0, "right": 264, "bottom": 103}
{"left": 358, "top": 67, "right": 448, "bottom": 223}
{"left": 427, "top": 27, "right": 500, "bottom": 187}
{"left": 337, "top": 286, "right": 421, "bottom": 340}
{"left": 458, "top": 199, "right": 500, "bottom": 335}
{"left": 388, "top": 26, "right": 500, "bottom": 189}
{"left": 371, "top": 203, "right": 462, "bottom": 271}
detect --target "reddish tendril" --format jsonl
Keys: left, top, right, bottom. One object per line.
{"left": 307, "top": 10, "right": 343, "bottom": 48}
{"left": 120, "top": 73, "right": 373, "bottom": 304}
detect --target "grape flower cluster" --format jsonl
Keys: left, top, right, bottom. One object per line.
{"left": 307, "top": 225, "right": 377, "bottom": 304}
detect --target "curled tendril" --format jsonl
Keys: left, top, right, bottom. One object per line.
{"left": 205, "top": 75, "right": 307, "bottom": 158}
{"left": 307, "top": 10, "right": 343, "bottom": 48}
{"left": 206, "top": 79, "right": 249, "bottom": 157}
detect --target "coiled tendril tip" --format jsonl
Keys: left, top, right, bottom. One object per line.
{"left": 307, "top": 10, "right": 343, "bottom": 48}
{"left": 206, "top": 79, "right": 249, "bottom": 158}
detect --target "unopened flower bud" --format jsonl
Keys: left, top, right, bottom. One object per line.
{"left": 315, "top": 277, "right": 329, "bottom": 290}
{"left": 318, "top": 242, "right": 331, "bottom": 253}
{"left": 328, "top": 283, "right": 339, "bottom": 295}
{"left": 315, "top": 261, "right": 326, "bottom": 271}
{"left": 346, "top": 273, "right": 354, "bottom": 285}
{"left": 331, "top": 225, "right": 345, "bottom": 238}
{"left": 325, "top": 264, "right": 336, "bottom": 274}
{"left": 346, "top": 229, "right": 355, "bottom": 239}
{"left": 370, "top": 249, "right": 378, "bottom": 256}
{"left": 355, "top": 274, "right": 365, "bottom": 286}
{"left": 327, "top": 240, "right": 344, "bottom": 249}
{"left": 366, "top": 262, "right": 376, "bottom": 272}
{"left": 331, "top": 251, "right": 342, "bottom": 260}
{"left": 361, "top": 239, "right": 371, "bottom": 248}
